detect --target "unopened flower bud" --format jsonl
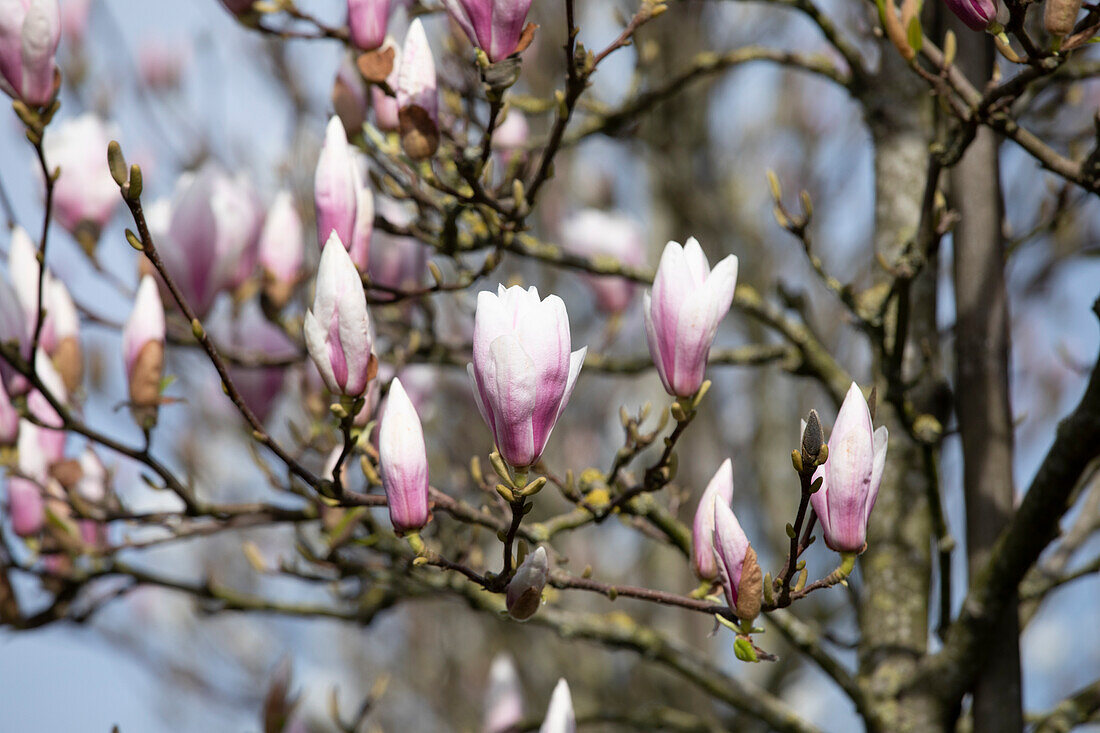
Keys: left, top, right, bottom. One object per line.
{"left": 379, "top": 377, "right": 430, "bottom": 533}
{"left": 943, "top": 0, "right": 998, "bottom": 30}
{"left": 506, "top": 546, "right": 547, "bottom": 620}
{"left": 538, "top": 678, "right": 575, "bottom": 733}
{"left": 809, "top": 383, "right": 889, "bottom": 554}
{"left": 396, "top": 19, "right": 439, "bottom": 160}
{"left": 304, "top": 234, "right": 374, "bottom": 397}
{"left": 483, "top": 654, "right": 524, "bottom": 733}
{"left": 122, "top": 276, "right": 165, "bottom": 422}
{"left": 0, "top": 0, "right": 61, "bottom": 107}
{"left": 259, "top": 191, "right": 304, "bottom": 310}
{"left": 692, "top": 459, "right": 734, "bottom": 580}
{"left": 347, "top": 0, "right": 391, "bottom": 51}
{"left": 8, "top": 477, "right": 45, "bottom": 537}
{"left": 444, "top": 0, "right": 535, "bottom": 63}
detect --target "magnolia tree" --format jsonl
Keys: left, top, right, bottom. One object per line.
{"left": 1, "top": 0, "right": 1099, "bottom": 731}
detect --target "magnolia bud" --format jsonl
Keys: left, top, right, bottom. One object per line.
{"left": 122, "top": 276, "right": 165, "bottom": 424}
{"left": 444, "top": 0, "right": 535, "bottom": 63}
{"left": 396, "top": 19, "right": 439, "bottom": 160}
{"left": 506, "top": 546, "right": 547, "bottom": 620}
{"left": 379, "top": 378, "right": 430, "bottom": 533}
{"left": 538, "top": 679, "right": 575, "bottom": 733}
{"left": 0, "top": 0, "right": 61, "bottom": 107}
{"left": 347, "top": 0, "right": 391, "bottom": 51}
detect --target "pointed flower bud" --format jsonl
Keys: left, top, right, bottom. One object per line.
{"left": 712, "top": 499, "right": 753, "bottom": 612}
{"left": 396, "top": 19, "right": 439, "bottom": 160}
{"left": 539, "top": 679, "right": 575, "bottom": 733}
{"left": 468, "top": 285, "right": 587, "bottom": 468}
{"left": 43, "top": 114, "right": 120, "bottom": 241}
{"left": 506, "top": 546, "right": 547, "bottom": 620}
{"left": 75, "top": 445, "right": 106, "bottom": 503}
{"left": 259, "top": 191, "right": 304, "bottom": 309}
{"left": 347, "top": 0, "right": 391, "bottom": 51}
{"left": 444, "top": 0, "right": 534, "bottom": 63}
{"left": 0, "top": 0, "right": 61, "bottom": 107}
{"left": 810, "top": 383, "right": 889, "bottom": 554}
{"left": 8, "top": 476, "right": 45, "bottom": 536}
{"left": 122, "top": 275, "right": 165, "bottom": 411}
{"left": 314, "top": 116, "right": 373, "bottom": 270}
{"left": 644, "top": 238, "right": 738, "bottom": 397}
{"left": 561, "top": 209, "right": 646, "bottom": 314}
{"left": 692, "top": 459, "right": 734, "bottom": 580}
{"left": 304, "top": 233, "right": 374, "bottom": 397}
{"left": 483, "top": 654, "right": 524, "bottom": 733}
{"left": 943, "top": 0, "right": 998, "bottom": 30}
{"left": 379, "top": 377, "right": 430, "bottom": 533}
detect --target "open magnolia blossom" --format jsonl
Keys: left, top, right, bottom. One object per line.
{"left": 644, "top": 238, "right": 738, "bottom": 397}
{"left": 468, "top": 285, "right": 587, "bottom": 469}
{"left": 810, "top": 383, "right": 889, "bottom": 554}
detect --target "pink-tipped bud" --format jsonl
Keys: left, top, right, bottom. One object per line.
{"left": 259, "top": 191, "right": 304, "bottom": 310}
{"left": 561, "top": 209, "right": 646, "bottom": 314}
{"left": 539, "top": 679, "right": 575, "bottom": 733}
{"left": 396, "top": 19, "right": 438, "bottom": 160}
{"left": 483, "top": 654, "right": 524, "bottom": 733}
{"left": 8, "top": 476, "right": 45, "bottom": 536}
{"left": 943, "top": 0, "right": 998, "bottom": 30}
{"left": 314, "top": 117, "right": 373, "bottom": 270}
{"left": 122, "top": 275, "right": 165, "bottom": 414}
{"left": 444, "top": 0, "right": 534, "bottom": 63}
{"left": 692, "top": 459, "right": 734, "bottom": 580}
{"left": 304, "top": 233, "right": 374, "bottom": 397}
{"left": 378, "top": 377, "right": 430, "bottom": 533}
{"left": 468, "top": 285, "right": 587, "bottom": 468}
{"left": 644, "top": 238, "right": 738, "bottom": 397}
{"left": 347, "top": 0, "right": 391, "bottom": 51}
{"left": 0, "top": 0, "right": 61, "bottom": 107}
{"left": 809, "top": 383, "right": 889, "bottom": 554}
{"left": 506, "top": 546, "right": 547, "bottom": 620}
{"left": 712, "top": 500, "right": 750, "bottom": 610}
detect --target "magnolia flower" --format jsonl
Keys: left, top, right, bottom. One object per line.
{"left": 0, "top": 0, "right": 61, "bottom": 106}
{"left": 539, "top": 679, "right": 575, "bottom": 733}
{"left": 9, "top": 226, "right": 51, "bottom": 345}
{"left": 258, "top": 190, "right": 304, "bottom": 309}
{"left": 944, "top": 0, "right": 997, "bottom": 30}
{"left": 444, "top": 0, "right": 534, "bottom": 63}
{"left": 45, "top": 276, "right": 81, "bottom": 392}
{"left": 810, "top": 383, "right": 889, "bottom": 554}
{"left": 396, "top": 19, "right": 438, "bottom": 160}
{"left": 151, "top": 165, "right": 264, "bottom": 317}
{"left": 378, "top": 377, "right": 430, "bottom": 533}
{"left": 561, "top": 209, "right": 646, "bottom": 314}
{"left": 314, "top": 116, "right": 373, "bottom": 270}
{"left": 692, "top": 458, "right": 734, "bottom": 580}
{"left": 506, "top": 546, "right": 548, "bottom": 621}
{"left": 8, "top": 476, "right": 45, "bottom": 536}
{"left": 468, "top": 285, "right": 587, "bottom": 468}
{"left": 644, "top": 238, "right": 738, "bottom": 397}
{"left": 43, "top": 114, "right": 120, "bottom": 241}
{"left": 122, "top": 275, "right": 165, "bottom": 416}
{"left": 483, "top": 654, "right": 524, "bottom": 733}
{"left": 304, "top": 233, "right": 374, "bottom": 398}
{"left": 712, "top": 499, "right": 753, "bottom": 613}
{"left": 347, "top": 0, "right": 390, "bottom": 50}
